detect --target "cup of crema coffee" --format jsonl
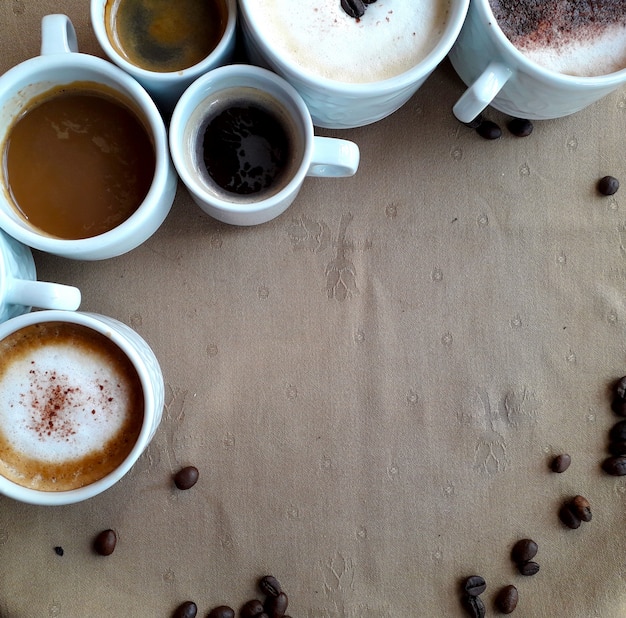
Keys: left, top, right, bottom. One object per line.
{"left": 0, "top": 14, "right": 177, "bottom": 260}
{"left": 0, "top": 310, "right": 164, "bottom": 505}
{"left": 449, "top": 0, "right": 626, "bottom": 122}
{"left": 91, "top": 0, "right": 237, "bottom": 113}
{"left": 169, "top": 65, "right": 360, "bottom": 226}
{"left": 238, "top": 0, "right": 470, "bottom": 128}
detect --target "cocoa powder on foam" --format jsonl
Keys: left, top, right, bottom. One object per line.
{"left": 489, "top": 0, "right": 626, "bottom": 49}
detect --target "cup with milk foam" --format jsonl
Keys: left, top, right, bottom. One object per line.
{"left": 238, "top": 0, "right": 470, "bottom": 129}
{"left": 0, "top": 228, "right": 81, "bottom": 323}
{"left": 449, "top": 0, "right": 626, "bottom": 122}
{"left": 0, "top": 310, "right": 164, "bottom": 505}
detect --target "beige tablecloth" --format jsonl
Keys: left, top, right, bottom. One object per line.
{"left": 2, "top": 3, "right": 626, "bottom": 617}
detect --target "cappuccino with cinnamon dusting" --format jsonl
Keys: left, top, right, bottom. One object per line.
{"left": 489, "top": 0, "right": 626, "bottom": 76}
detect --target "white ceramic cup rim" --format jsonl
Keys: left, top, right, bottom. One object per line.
{"left": 0, "top": 310, "right": 157, "bottom": 506}
{"left": 0, "top": 52, "right": 171, "bottom": 256}
{"left": 90, "top": 0, "right": 237, "bottom": 82}
{"left": 239, "top": 0, "right": 470, "bottom": 94}
{"left": 170, "top": 64, "right": 315, "bottom": 216}
{"left": 476, "top": 0, "right": 626, "bottom": 85}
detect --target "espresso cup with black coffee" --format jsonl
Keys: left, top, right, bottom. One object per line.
{"left": 0, "top": 14, "right": 177, "bottom": 260}
{"left": 0, "top": 310, "right": 164, "bottom": 505}
{"left": 449, "top": 0, "right": 626, "bottom": 121}
{"left": 91, "top": 0, "right": 237, "bottom": 113}
{"left": 169, "top": 65, "right": 360, "bottom": 226}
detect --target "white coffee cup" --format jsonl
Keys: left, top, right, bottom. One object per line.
{"left": 0, "top": 14, "right": 177, "bottom": 261}
{"left": 449, "top": 0, "right": 626, "bottom": 122}
{"left": 0, "top": 310, "right": 164, "bottom": 506}
{"left": 238, "top": 0, "right": 470, "bottom": 129}
{"left": 169, "top": 64, "right": 360, "bottom": 226}
{"left": 0, "top": 229, "right": 81, "bottom": 323}
{"left": 90, "top": 0, "right": 237, "bottom": 114}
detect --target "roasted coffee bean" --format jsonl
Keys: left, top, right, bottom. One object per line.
{"left": 611, "top": 397, "right": 626, "bottom": 417}
{"left": 54, "top": 546, "right": 64, "bottom": 556}
{"left": 598, "top": 175, "right": 619, "bottom": 196}
{"left": 341, "top": 0, "right": 365, "bottom": 18}
{"left": 609, "top": 420, "right": 626, "bottom": 442}
{"left": 615, "top": 376, "right": 626, "bottom": 400}
{"left": 570, "top": 495, "right": 592, "bottom": 522}
{"left": 463, "top": 114, "right": 484, "bottom": 129}
{"left": 476, "top": 120, "right": 502, "bottom": 140}
{"left": 507, "top": 117, "right": 533, "bottom": 137}
{"left": 259, "top": 575, "right": 282, "bottom": 598}
{"left": 174, "top": 465, "right": 199, "bottom": 490}
{"left": 550, "top": 453, "right": 571, "bottom": 473}
{"left": 240, "top": 600, "right": 264, "bottom": 618}
{"left": 495, "top": 585, "right": 519, "bottom": 614}
{"left": 363, "top": 0, "right": 378, "bottom": 3}
{"left": 603, "top": 455, "right": 626, "bottom": 475}
{"left": 559, "top": 503, "right": 581, "bottom": 529}
{"left": 462, "top": 593, "right": 486, "bottom": 618}
{"left": 511, "top": 538, "right": 538, "bottom": 564}
{"left": 609, "top": 440, "right": 626, "bottom": 456}
{"left": 264, "top": 591, "right": 288, "bottom": 617}
{"left": 207, "top": 607, "right": 234, "bottom": 618}
{"left": 172, "top": 601, "right": 197, "bottom": 618}
{"left": 463, "top": 575, "right": 486, "bottom": 597}
{"left": 93, "top": 529, "right": 117, "bottom": 556}
{"left": 518, "top": 560, "right": 540, "bottom": 576}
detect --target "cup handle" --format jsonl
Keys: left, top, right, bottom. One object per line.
{"left": 453, "top": 62, "right": 514, "bottom": 123}
{"left": 5, "top": 279, "right": 81, "bottom": 311}
{"left": 40, "top": 14, "right": 79, "bottom": 56}
{"left": 307, "top": 137, "right": 360, "bottom": 178}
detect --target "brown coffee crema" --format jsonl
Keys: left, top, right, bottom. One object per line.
{"left": 2, "top": 82, "right": 155, "bottom": 240}
{"left": 0, "top": 322, "right": 144, "bottom": 491}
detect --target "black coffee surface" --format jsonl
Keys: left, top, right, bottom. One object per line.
{"left": 202, "top": 104, "right": 291, "bottom": 196}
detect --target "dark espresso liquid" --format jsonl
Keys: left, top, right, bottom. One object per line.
{"left": 201, "top": 95, "right": 295, "bottom": 198}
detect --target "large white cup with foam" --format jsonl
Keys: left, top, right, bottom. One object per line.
{"left": 238, "top": 0, "right": 469, "bottom": 129}
{"left": 449, "top": 0, "right": 626, "bottom": 122}
{"left": 0, "top": 310, "right": 164, "bottom": 505}
{"left": 0, "top": 229, "right": 81, "bottom": 323}
{"left": 0, "top": 14, "right": 177, "bottom": 260}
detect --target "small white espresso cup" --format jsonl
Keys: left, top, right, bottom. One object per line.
{"left": 0, "top": 310, "right": 164, "bottom": 505}
{"left": 0, "top": 14, "right": 177, "bottom": 260}
{"left": 238, "top": 0, "right": 470, "bottom": 129}
{"left": 169, "top": 64, "right": 360, "bottom": 226}
{"left": 90, "top": 0, "right": 237, "bottom": 114}
{"left": 449, "top": 0, "right": 626, "bottom": 122}
{"left": 0, "top": 229, "right": 81, "bottom": 322}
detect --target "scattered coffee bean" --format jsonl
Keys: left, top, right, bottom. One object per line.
{"left": 54, "top": 546, "right": 64, "bottom": 556}
{"left": 511, "top": 538, "right": 538, "bottom": 564}
{"left": 611, "top": 398, "right": 626, "bottom": 417}
{"left": 495, "top": 584, "right": 518, "bottom": 614}
{"left": 476, "top": 120, "right": 502, "bottom": 140}
{"left": 615, "top": 376, "right": 626, "bottom": 400}
{"left": 463, "top": 114, "right": 484, "bottom": 129}
{"left": 259, "top": 575, "right": 282, "bottom": 598}
{"left": 518, "top": 560, "right": 540, "bottom": 576}
{"left": 602, "top": 455, "right": 626, "bottom": 476}
{"left": 462, "top": 593, "right": 486, "bottom": 618}
{"left": 570, "top": 495, "right": 592, "bottom": 522}
{"left": 597, "top": 175, "right": 619, "bottom": 196}
{"left": 609, "top": 440, "right": 626, "bottom": 456}
{"left": 174, "top": 465, "right": 199, "bottom": 490}
{"left": 550, "top": 453, "right": 571, "bottom": 473}
{"left": 559, "top": 503, "right": 581, "bottom": 529}
{"left": 172, "top": 601, "right": 197, "bottom": 618}
{"left": 264, "top": 591, "right": 288, "bottom": 617}
{"left": 240, "top": 599, "right": 264, "bottom": 618}
{"left": 93, "top": 529, "right": 117, "bottom": 556}
{"left": 463, "top": 575, "right": 486, "bottom": 597}
{"left": 507, "top": 117, "right": 533, "bottom": 137}
{"left": 363, "top": 0, "right": 378, "bottom": 3}
{"left": 341, "top": 0, "right": 365, "bottom": 18}
{"left": 207, "top": 607, "right": 234, "bottom": 618}
{"left": 609, "top": 420, "right": 626, "bottom": 442}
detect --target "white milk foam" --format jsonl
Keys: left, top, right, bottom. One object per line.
{"left": 520, "top": 24, "right": 626, "bottom": 77}
{"left": 0, "top": 341, "right": 132, "bottom": 463}
{"left": 247, "top": 0, "right": 451, "bottom": 83}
